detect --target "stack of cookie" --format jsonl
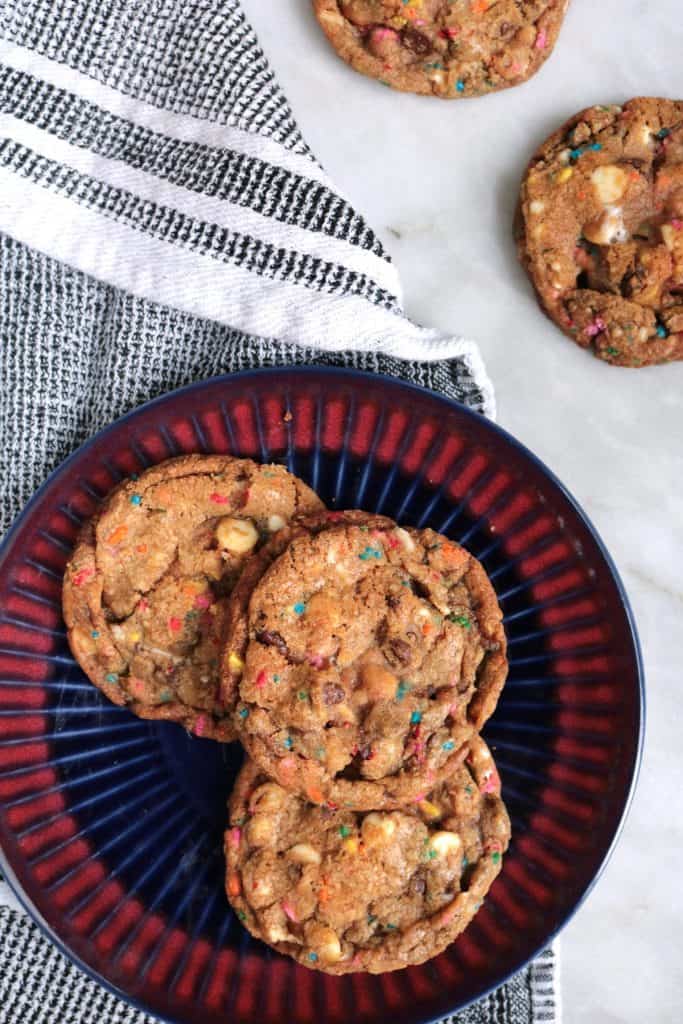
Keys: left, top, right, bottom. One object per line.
{"left": 63, "top": 456, "right": 511, "bottom": 975}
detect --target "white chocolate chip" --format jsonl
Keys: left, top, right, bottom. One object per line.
{"left": 428, "top": 830, "right": 462, "bottom": 857}
{"left": 394, "top": 528, "right": 415, "bottom": 552}
{"left": 246, "top": 814, "right": 272, "bottom": 846}
{"left": 661, "top": 224, "right": 676, "bottom": 251}
{"left": 267, "top": 514, "right": 286, "bottom": 533}
{"left": 250, "top": 782, "right": 285, "bottom": 813}
{"left": 583, "top": 206, "right": 629, "bottom": 245}
{"left": 529, "top": 200, "right": 545, "bottom": 215}
{"left": 286, "top": 843, "right": 322, "bottom": 866}
{"left": 216, "top": 517, "right": 258, "bottom": 554}
{"left": 315, "top": 928, "right": 342, "bottom": 963}
{"left": 591, "top": 165, "right": 628, "bottom": 205}
{"left": 361, "top": 813, "right": 397, "bottom": 846}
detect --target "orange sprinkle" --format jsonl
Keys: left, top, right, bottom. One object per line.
{"left": 318, "top": 880, "right": 330, "bottom": 903}
{"left": 306, "top": 786, "right": 325, "bottom": 804}
{"left": 106, "top": 525, "right": 128, "bottom": 545}
{"left": 471, "top": 0, "right": 489, "bottom": 12}
{"left": 421, "top": 622, "right": 433, "bottom": 637}
{"left": 136, "top": 544, "right": 148, "bottom": 554}
{"left": 227, "top": 873, "right": 241, "bottom": 897}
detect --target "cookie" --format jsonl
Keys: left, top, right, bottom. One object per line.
{"left": 313, "top": 0, "right": 569, "bottom": 99}
{"left": 231, "top": 520, "right": 507, "bottom": 808}
{"left": 517, "top": 97, "right": 683, "bottom": 367}
{"left": 63, "top": 456, "right": 323, "bottom": 740}
{"left": 225, "top": 735, "right": 510, "bottom": 973}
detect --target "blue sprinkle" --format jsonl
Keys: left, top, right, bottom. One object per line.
{"left": 442, "top": 740, "right": 455, "bottom": 751}
{"left": 656, "top": 325, "right": 668, "bottom": 338}
{"left": 410, "top": 711, "right": 422, "bottom": 725}
{"left": 293, "top": 602, "right": 306, "bottom": 615}
{"left": 590, "top": 142, "right": 602, "bottom": 151}
{"left": 284, "top": 736, "right": 293, "bottom": 749}
{"left": 130, "top": 494, "right": 142, "bottom": 506}
{"left": 308, "top": 952, "right": 319, "bottom": 962}
{"left": 569, "top": 147, "right": 583, "bottom": 160}
{"left": 105, "top": 673, "right": 118, "bottom": 684}
{"left": 396, "top": 681, "right": 411, "bottom": 702}
{"left": 658, "top": 128, "right": 671, "bottom": 140}
{"left": 238, "top": 707, "right": 249, "bottom": 719}
{"left": 456, "top": 80, "right": 465, "bottom": 92}
{"left": 91, "top": 631, "right": 100, "bottom": 639}
{"left": 462, "top": 856, "right": 469, "bottom": 869}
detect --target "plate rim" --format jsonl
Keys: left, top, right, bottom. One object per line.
{"left": 0, "top": 365, "right": 645, "bottom": 1024}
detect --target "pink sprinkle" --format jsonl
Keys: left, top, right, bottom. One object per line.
{"left": 72, "top": 566, "right": 95, "bottom": 587}
{"left": 672, "top": 219, "right": 683, "bottom": 230}
{"left": 282, "top": 900, "right": 298, "bottom": 923}
{"left": 195, "top": 714, "right": 208, "bottom": 737}
{"left": 138, "top": 598, "right": 150, "bottom": 611}
{"left": 448, "top": 702, "right": 459, "bottom": 716}
{"left": 535, "top": 29, "right": 548, "bottom": 49}
{"left": 440, "top": 27, "right": 459, "bottom": 39}
{"left": 585, "top": 317, "right": 606, "bottom": 338}
{"left": 307, "top": 653, "right": 326, "bottom": 669}
{"left": 481, "top": 768, "right": 500, "bottom": 794}
{"left": 370, "top": 27, "right": 396, "bottom": 40}
{"left": 210, "top": 492, "right": 229, "bottom": 504}
{"left": 412, "top": 791, "right": 428, "bottom": 804}
{"left": 510, "top": 61, "right": 523, "bottom": 74}
{"left": 195, "top": 593, "right": 212, "bottom": 609}
{"left": 326, "top": 511, "right": 345, "bottom": 522}
{"left": 228, "top": 827, "right": 242, "bottom": 847}
{"left": 256, "top": 669, "right": 268, "bottom": 688}
{"left": 168, "top": 616, "right": 182, "bottom": 632}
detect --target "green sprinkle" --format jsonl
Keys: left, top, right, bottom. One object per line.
{"left": 657, "top": 128, "right": 671, "bottom": 139}
{"left": 297, "top": 690, "right": 309, "bottom": 702}
{"left": 606, "top": 347, "right": 620, "bottom": 356}
{"left": 442, "top": 740, "right": 455, "bottom": 751}
{"left": 308, "top": 951, "right": 319, "bottom": 962}
{"left": 159, "top": 690, "right": 173, "bottom": 704}
{"left": 105, "top": 673, "right": 118, "bottom": 684}
{"left": 448, "top": 614, "right": 471, "bottom": 630}
{"left": 237, "top": 910, "right": 247, "bottom": 922}
{"left": 367, "top": 914, "right": 377, "bottom": 924}
{"left": 315, "top": 747, "right": 326, "bottom": 760}
{"left": 130, "top": 494, "right": 142, "bottom": 506}
{"left": 385, "top": 923, "right": 397, "bottom": 930}
{"left": 238, "top": 707, "right": 249, "bottom": 719}
{"left": 339, "top": 825, "right": 352, "bottom": 838}
{"left": 396, "top": 681, "right": 411, "bottom": 702}
{"left": 465, "top": 785, "right": 474, "bottom": 795}
{"left": 410, "top": 711, "right": 422, "bottom": 725}
{"left": 491, "top": 851, "right": 501, "bottom": 865}
{"left": 130, "top": 473, "right": 139, "bottom": 481}
{"left": 273, "top": 674, "right": 280, "bottom": 683}
{"left": 427, "top": 849, "right": 437, "bottom": 860}
{"left": 293, "top": 601, "right": 306, "bottom": 615}
{"left": 91, "top": 630, "right": 100, "bottom": 639}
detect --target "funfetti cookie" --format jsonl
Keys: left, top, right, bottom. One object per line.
{"left": 225, "top": 735, "right": 510, "bottom": 974}
{"left": 517, "top": 97, "right": 683, "bottom": 366}
{"left": 313, "top": 0, "right": 570, "bottom": 99}
{"left": 63, "top": 455, "right": 323, "bottom": 740}
{"left": 231, "top": 519, "right": 507, "bottom": 809}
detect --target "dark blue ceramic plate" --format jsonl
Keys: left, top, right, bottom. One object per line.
{"left": 0, "top": 368, "right": 643, "bottom": 1024}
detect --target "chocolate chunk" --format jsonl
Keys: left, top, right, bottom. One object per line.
{"left": 324, "top": 683, "right": 346, "bottom": 706}
{"left": 401, "top": 27, "right": 432, "bottom": 55}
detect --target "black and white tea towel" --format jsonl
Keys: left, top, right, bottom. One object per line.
{"left": 0, "top": 1, "right": 558, "bottom": 1021}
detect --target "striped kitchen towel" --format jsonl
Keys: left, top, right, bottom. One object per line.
{"left": 0, "top": 2, "right": 557, "bottom": 1023}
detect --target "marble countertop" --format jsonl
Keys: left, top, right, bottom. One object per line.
{"left": 242, "top": 2, "right": 682, "bottom": 1020}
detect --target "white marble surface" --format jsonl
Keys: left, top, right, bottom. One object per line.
{"left": 242, "top": 2, "right": 682, "bottom": 1020}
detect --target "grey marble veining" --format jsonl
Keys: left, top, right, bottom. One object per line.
{"left": 241, "top": 2, "right": 683, "bottom": 1020}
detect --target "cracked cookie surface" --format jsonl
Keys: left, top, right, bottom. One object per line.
{"left": 230, "top": 519, "right": 507, "bottom": 808}
{"left": 517, "top": 97, "right": 683, "bottom": 366}
{"left": 313, "top": 0, "right": 569, "bottom": 99}
{"left": 225, "top": 735, "right": 510, "bottom": 973}
{"left": 63, "top": 455, "right": 323, "bottom": 740}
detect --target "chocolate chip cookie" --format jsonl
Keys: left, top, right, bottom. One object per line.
{"left": 517, "top": 97, "right": 683, "bottom": 366}
{"left": 231, "top": 520, "right": 507, "bottom": 809}
{"left": 313, "top": 0, "right": 570, "bottom": 99}
{"left": 63, "top": 456, "right": 323, "bottom": 740}
{"left": 225, "top": 735, "right": 510, "bottom": 973}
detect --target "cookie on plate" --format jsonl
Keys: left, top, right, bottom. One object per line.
{"left": 517, "top": 97, "right": 683, "bottom": 367}
{"left": 313, "top": 0, "right": 570, "bottom": 99}
{"left": 63, "top": 455, "right": 323, "bottom": 740}
{"left": 225, "top": 735, "right": 510, "bottom": 973}
{"left": 229, "top": 519, "right": 507, "bottom": 808}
